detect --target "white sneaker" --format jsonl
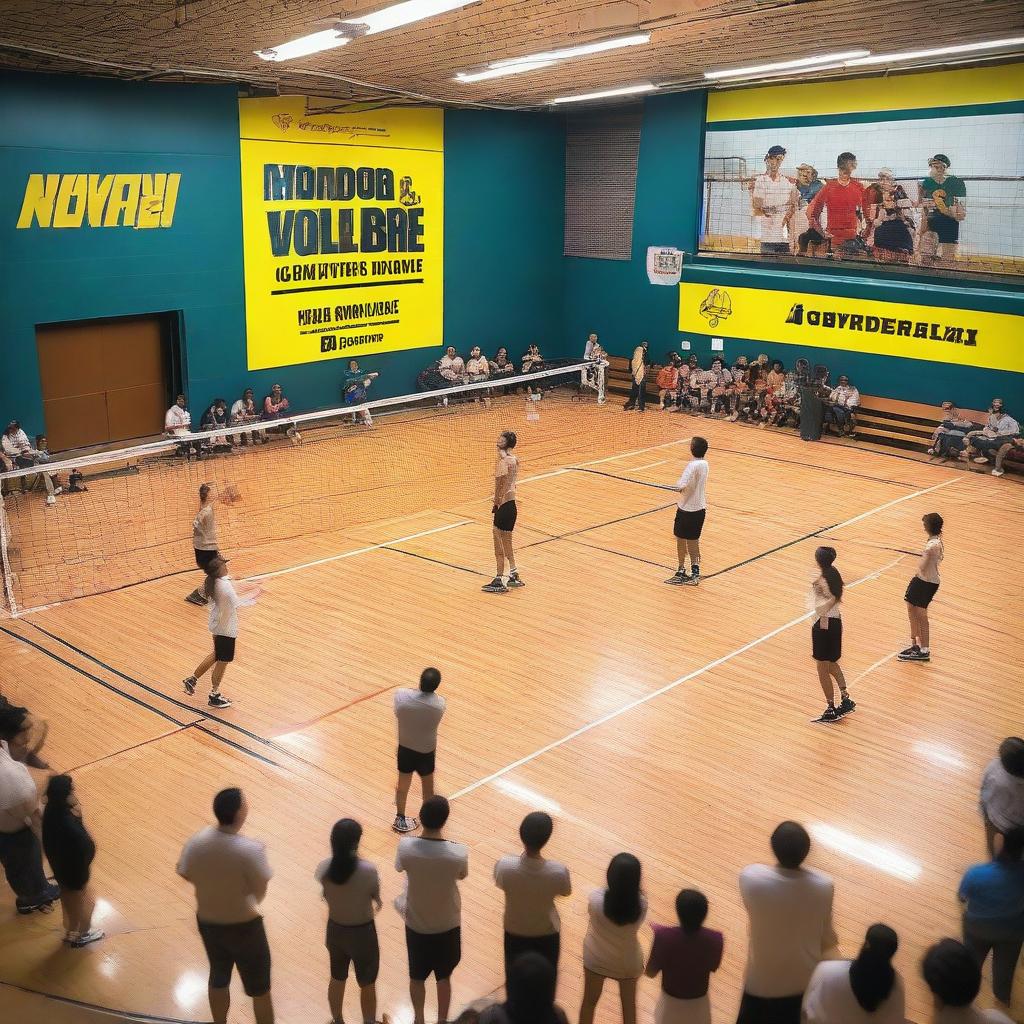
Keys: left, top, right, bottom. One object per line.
{"left": 71, "top": 929, "right": 104, "bottom": 947}
{"left": 53, "top": 486, "right": 63, "bottom": 495}
{"left": 46, "top": 495, "right": 56, "bottom": 506}
{"left": 992, "top": 468, "right": 1005, "bottom": 477}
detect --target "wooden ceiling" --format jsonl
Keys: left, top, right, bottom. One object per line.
{"left": 1, "top": 0, "right": 1022, "bottom": 108}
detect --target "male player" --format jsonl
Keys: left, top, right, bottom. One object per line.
{"left": 482, "top": 431, "right": 523, "bottom": 594}
{"left": 665, "top": 437, "right": 709, "bottom": 586}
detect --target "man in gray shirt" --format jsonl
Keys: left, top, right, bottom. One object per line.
{"left": 393, "top": 667, "right": 446, "bottom": 834}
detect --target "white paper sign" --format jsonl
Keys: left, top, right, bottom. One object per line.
{"left": 711, "top": 337, "right": 724, "bottom": 351}
{"left": 647, "top": 246, "right": 683, "bottom": 286}
{"left": 679, "top": 339, "right": 691, "bottom": 350}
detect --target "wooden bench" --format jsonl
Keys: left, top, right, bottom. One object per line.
{"left": 606, "top": 355, "right": 666, "bottom": 402}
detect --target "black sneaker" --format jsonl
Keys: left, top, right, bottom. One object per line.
{"left": 182, "top": 675, "right": 197, "bottom": 696}
{"left": 16, "top": 884, "right": 60, "bottom": 914}
{"left": 208, "top": 692, "right": 232, "bottom": 709}
{"left": 664, "top": 570, "right": 691, "bottom": 585}
{"left": 683, "top": 571, "right": 700, "bottom": 586}
{"left": 506, "top": 572, "right": 526, "bottom": 589}
{"left": 184, "top": 591, "right": 207, "bottom": 607}
{"left": 817, "top": 706, "right": 840, "bottom": 723}
{"left": 898, "top": 648, "right": 930, "bottom": 662}
{"left": 482, "top": 577, "right": 508, "bottom": 593}
{"left": 836, "top": 696, "right": 856, "bottom": 716}
{"left": 897, "top": 644, "right": 920, "bottom": 658}
{"left": 392, "top": 815, "right": 418, "bottom": 834}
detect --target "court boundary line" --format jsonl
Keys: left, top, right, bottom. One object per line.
{"left": 0, "top": 979, "right": 199, "bottom": 1024}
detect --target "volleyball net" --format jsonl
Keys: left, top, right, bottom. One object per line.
{"left": 0, "top": 360, "right": 604, "bottom": 614}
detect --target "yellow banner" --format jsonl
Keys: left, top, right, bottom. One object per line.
{"left": 239, "top": 97, "right": 443, "bottom": 371}
{"left": 678, "top": 282, "right": 1021, "bottom": 372}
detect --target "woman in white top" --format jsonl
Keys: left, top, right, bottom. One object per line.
{"left": 182, "top": 556, "right": 258, "bottom": 709}
{"left": 185, "top": 484, "right": 219, "bottom": 607}
{"left": 898, "top": 512, "right": 944, "bottom": 663}
{"left": 315, "top": 818, "right": 382, "bottom": 1024}
{"left": 810, "top": 547, "right": 854, "bottom": 723}
{"left": 803, "top": 923, "right": 904, "bottom": 1024}
{"left": 580, "top": 853, "right": 647, "bottom": 1024}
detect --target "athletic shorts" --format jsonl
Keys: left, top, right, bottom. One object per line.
{"left": 405, "top": 926, "right": 461, "bottom": 981}
{"left": 905, "top": 577, "right": 940, "bottom": 608}
{"left": 213, "top": 634, "right": 236, "bottom": 663}
{"left": 811, "top": 618, "right": 842, "bottom": 663}
{"left": 494, "top": 500, "right": 518, "bottom": 532}
{"left": 928, "top": 213, "right": 960, "bottom": 244}
{"left": 326, "top": 919, "right": 380, "bottom": 986}
{"left": 197, "top": 916, "right": 271, "bottom": 996}
{"left": 673, "top": 508, "right": 706, "bottom": 540}
{"left": 195, "top": 548, "right": 219, "bottom": 569}
{"left": 736, "top": 991, "right": 803, "bottom": 1024}
{"left": 397, "top": 745, "right": 435, "bottom": 777}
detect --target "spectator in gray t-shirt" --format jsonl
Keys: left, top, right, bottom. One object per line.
{"left": 393, "top": 667, "right": 446, "bottom": 834}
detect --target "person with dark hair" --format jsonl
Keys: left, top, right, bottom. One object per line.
{"left": 479, "top": 951, "right": 570, "bottom": 1024}
{"left": 0, "top": 698, "right": 50, "bottom": 770}
{"left": 645, "top": 888, "right": 723, "bottom": 1024}
{"left": 918, "top": 154, "right": 967, "bottom": 265}
{"left": 623, "top": 341, "right": 649, "bottom": 412}
{"left": 2, "top": 420, "right": 61, "bottom": 503}
{"left": 823, "top": 375, "right": 860, "bottom": 436}
{"left": 494, "top": 811, "right": 572, "bottom": 978}
{"left": 186, "top": 483, "right": 220, "bottom": 607}
{"left": 928, "top": 402, "right": 975, "bottom": 460}
{"left": 898, "top": 512, "right": 944, "bottom": 662}
{"left": 200, "top": 398, "right": 232, "bottom": 451}
{"left": 230, "top": 387, "right": 265, "bottom": 446}
{"left": 579, "top": 852, "right": 646, "bottom": 1024}
{"left": 803, "top": 923, "right": 904, "bottom": 1022}
{"left": 483, "top": 430, "right": 523, "bottom": 594}
{"left": 666, "top": 437, "right": 710, "bottom": 587}
{"left": 657, "top": 355, "right": 681, "bottom": 410}
{"left": 343, "top": 359, "right": 379, "bottom": 426}
{"left": 752, "top": 145, "right": 797, "bottom": 255}
{"left": 737, "top": 822, "right": 837, "bottom": 1024}
{"left": 177, "top": 788, "right": 274, "bottom": 1024}
{"left": 980, "top": 738, "right": 1024, "bottom": 854}
{"left": 41, "top": 774, "right": 102, "bottom": 946}
{"left": 959, "top": 827, "right": 1024, "bottom": 1008}
{"left": 806, "top": 152, "right": 866, "bottom": 260}
{"left": 393, "top": 668, "right": 446, "bottom": 834}
{"left": 921, "top": 938, "right": 1013, "bottom": 1023}
{"left": 810, "top": 546, "right": 853, "bottom": 722}
{"left": 395, "top": 795, "right": 468, "bottom": 1024}
{"left": 315, "top": 818, "right": 382, "bottom": 1024}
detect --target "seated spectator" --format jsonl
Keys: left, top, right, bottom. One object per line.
{"left": 230, "top": 388, "right": 265, "bottom": 445}
{"left": 657, "top": 354, "right": 681, "bottom": 410}
{"left": 803, "top": 923, "right": 904, "bottom": 1023}
{"left": 165, "top": 394, "right": 202, "bottom": 460}
{"left": 584, "top": 332, "right": 600, "bottom": 359}
{"left": 824, "top": 375, "right": 860, "bottom": 435}
{"left": 709, "top": 357, "right": 735, "bottom": 417}
{"left": 343, "top": 360, "right": 378, "bottom": 426}
{"left": 489, "top": 347, "right": 516, "bottom": 380}
{"left": 465, "top": 346, "right": 490, "bottom": 384}
{"left": 736, "top": 365, "right": 763, "bottom": 422}
{"left": 439, "top": 346, "right": 467, "bottom": 384}
{"left": 921, "top": 938, "right": 1013, "bottom": 1023}
{"left": 521, "top": 343, "right": 544, "bottom": 375}
{"left": 42, "top": 774, "right": 102, "bottom": 947}
{"left": 962, "top": 400, "right": 1019, "bottom": 466}
{"left": 199, "top": 400, "right": 232, "bottom": 452}
{"left": 992, "top": 435, "right": 1023, "bottom": 478}
{"left": 670, "top": 356, "right": 700, "bottom": 413}
{"left": 959, "top": 826, "right": 1024, "bottom": 1010}
{"left": 479, "top": 951, "right": 569, "bottom": 1024}
{"left": 928, "top": 402, "right": 975, "bottom": 459}
{"left": 737, "top": 821, "right": 837, "bottom": 1024}
{"left": 262, "top": 383, "right": 300, "bottom": 443}
{"left": 645, "top": 888, "right": 723, "bottom": 1024}
{"left": 980, "top": 738, "right": 1024, "bottom": 855}
{"left": 579, "top": 853, "right": 646, "bottom": 1024}
{"left": 2, "top": 420, "right": 60, "bottom": 504}
{"left": 690, "top": 361, "right": 719, "bottom": 416}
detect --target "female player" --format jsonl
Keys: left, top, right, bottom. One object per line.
{"left": 185, "top": 483, "right": 219, "bottom": 606}
{"left": 810, "top": 546, "right": 854, "bottom": 722}
{"left": 898, "top": 512, "right": 944, "bottom": 662}
{"left": 182, "top": 556, "right": 259, "bottom": 708}
{"left": 482, "top": 431, "right": 523, "bottom": 594}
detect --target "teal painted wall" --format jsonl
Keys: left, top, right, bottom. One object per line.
{"left": 0, "top": 74, "right": 566, "bottom": 442}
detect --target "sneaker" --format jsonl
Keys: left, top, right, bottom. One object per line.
{"left": 506, "top": 572, "right": 526, "bottom": 589}
{"left": 683, "top": 571, "right": 700, "bottom": 586}
{"left": 993, "top": 468, "right": 1005, "bottom": 477}
{"left": 973, "top": 456, "right": 989, "bottom": 464}
{"left": 45, "top": 495, "right": 56, "bottom": 506}
{"left": 818, "top": 706, "right": 840, "bottom": 723}
{"left": 182, "top": 675, "right": 197, "bottom": 696}
{"left": 836, "top": 696, "right": 856, "bottom": 717}
{"left": 184, "top": 591, "right": 207, "bottom": 607}
{"left": 664, "top": 570, "right": 691, "bottom": 585}
{"left": 898, "top": 648, "right": 930, "bottom": 662}
{"left": 392, "top": 815, "right": 418, "bottom": 834}
{"left": 71, "top": 929, "right": 105, "bottom": 948}
{"left": 16, "top": 884, "right": 60, "bottom": 914}
{"left": 926, "top": 447, "right": 937, "bottom": 455}
{"left": 481, "top": 577, "right": 508, "bottom": 593}
{"left": 898, "top": 644, "right": 919, "bottom": 658}
{"left": 53, "top": 486, "right": 63, "bottom": 496}
{"left": 208, "top": 692, "right": 233, "bottom": 708}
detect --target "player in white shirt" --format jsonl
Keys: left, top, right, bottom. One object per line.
{"left": 898, "top": 512, "right": 944, "bottom": 663}
{"left": 665, "top": 437, "right": 709, "bottom": 586}
{"left": 751, "top": 145, "right": 797, "bottom": 255}
{"left": 922, "top": 938, "right": 1014, "bottom": 1024}
{"left": 392, "top": 668, "right": 446, "bottom": 834}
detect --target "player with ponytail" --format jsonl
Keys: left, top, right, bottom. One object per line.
{"left": 810, "top": 546, "right": 854, "bottom": 723}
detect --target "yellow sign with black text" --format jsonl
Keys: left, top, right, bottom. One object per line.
{"left": 679, "top": 282, "right": 1022, "bottom": 373}
{"left": 239, "top": 97, "right": 443, "bottom": 371}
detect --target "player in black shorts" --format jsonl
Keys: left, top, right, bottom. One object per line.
{"left": 483, "top": 431, "right": 523, "bottom": 594}
{"left": 665, "top": 437, "right": 709, "bottom": 587}
{"left": 898, "top": 512, "right": 944, "bottom": 663}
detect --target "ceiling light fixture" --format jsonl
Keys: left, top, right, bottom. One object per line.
{"left": 844, "top": 36, "right": 1024, "bottom": 67}
{"left": 705, "top": 50, "right": 870, "bottom": 80}
{"left": 255, "top": 28, "right": 354, "bottom": 62}
{"left": 551, "top": 82, "right": 657, "bottom": 104}
{"left": 455, "top": 60, "right": 559, "bottom": 83}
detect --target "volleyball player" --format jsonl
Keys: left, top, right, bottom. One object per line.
{"left": 665, "top": 437, "right": 709, "bottom": 586}
{"left": 186, "top": 483, "right": 219, "bottom": 606}
{"left": 898, "top": 512, "right": 944, "bottom": 663}
{"left": 482, "top": 431, "right": 523, "bottom": 594}
{"left": 810, "top": 547, "right": 854, "bottom": 723}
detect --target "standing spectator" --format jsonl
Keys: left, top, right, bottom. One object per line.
{"left": 645, "top": 888, "right": 723, "bottom": 1024}
{"left": 395, "top": 795, "right": 468, "bottom": 1024}
{"left": 921, "top": 938, "right": 1013, "bottom": 1023}
{"left": 864, "top": 170, "right": 915, "bottom": 264}
{"left": 494, "top": 811, "right": 572, "bottom": 977}
{"left": 315, "top": 818, "right": 382, "bottom": 1024}
{"left": 918, "top": 155, "right": 967, "bottom": 265}
{"left": 231, "top": 387, "right": 265, "bottom": 445}
{"left": 736, "top": 821, "right": 837, "bottom": 1024}
{"left": 807, "top": 152, "right": 866, "bottom": 259}
{"left": 2, "top": 420, "right": 60, "bottom": 504}
{"left": 959, "top": 827, "right": 1024, "bottom": 1010}
{"left": 824, "top": 375, "right": 860, "bottom": 436}
{"left": 751, "top": 145, "right": 797, "bottom": 255}
{"left": 789, "top": 164, "right": 824, "bottom": 254}
{"left": 343, "top": 360, "right": 379, "bottom": 426}
{"left": 393, "top": 668, "right": 446, "bottom": 834}
{"left": 579, "top": 852, "right": 647, "bottom": 1024}
{"left": 802, "top": 923, "right": 904, "bottom": 1023}
{"left": 657, "top": 354, "right": 682, "bottom": 410}
{"left": 176, "top": 788, "right": 274, "bottom": 1024}
{"left": 928, "top": 402, "right": 975, "bottom": 460}
{"left": 980, "top": 738, "right": 1024, "bottom": 854}
{"left": 42, "top": 774, "right": 102, "bottom": 946}
{"left": 479, "top": 951, "right": 569, "bottom": 1024}
{"left": 623, "top": 341, "right": 649, "bottom": 412}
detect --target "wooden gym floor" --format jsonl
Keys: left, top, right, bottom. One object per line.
{"left": 0, "top": 396, "right": 1021, "bottom": 1024}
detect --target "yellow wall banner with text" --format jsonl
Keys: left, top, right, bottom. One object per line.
{"left": 679, "top": 282, "right": 1021, "bottom": 373}
{"left": 239, "top": 97, "right": 443, "bottom": 371}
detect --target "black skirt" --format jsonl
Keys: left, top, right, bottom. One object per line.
{"left": 905, "top": 577, "right": 940, "bottom": 608}
{"left": 811, "top": 618, "right": 842, "bottom": 662}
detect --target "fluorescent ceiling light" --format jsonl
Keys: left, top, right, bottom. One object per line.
{"left": 551, "top": 82, "right": 657, "bottom": 104}
{"left": 255, "top": 29, "right": 351, "bottom": 62}
{"left": 344, "top": 0, "right": 477, "bottom": 36}
{"left": 705, "top": 50, "right": 870, "bottom": 80}
{"left": 845, "top": 36, "right": 1024, "bottom": 67}
{"left": 456, "top": 60, "right": 559, "bottom": 83}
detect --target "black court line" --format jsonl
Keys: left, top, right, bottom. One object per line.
{"left": 711, "top": 444, "right": 922, "bottom": 489}
{"left": 382, "top": 545, "right": 488, "bottom": 576}
{"left": 0, "top": 980, "right": 197, "bottom": 1024}
{"left": 68, "top": 724, "right": 198, "bottom": 773}
{"left": 563, "top": 537, "right": 676, "bottom": 572}
{"left": 521, "top": 502, "right": 676, "bottom": 551}
{"left": 703, "top": 521, "right": 843, "bottom": 579}
{"left": 570, "top": 466, "right": 676, "bottom": 491}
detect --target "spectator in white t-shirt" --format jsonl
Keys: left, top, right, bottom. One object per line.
{"left": 666, "top": 436, "right": 709, "bottom": 587}
{"left": 980, "top": 737, "right": 1024, "bottom": 855}
{"left": 803, "top": 923, "right": 904, "bottom": 1023}
{"left": 921, "top": 938, "right": 1014, "bottom": 1024}
{"left": 2, "top": 420, "right": 60, "bottom": 504}
{"left": 494, "top": 811, "right": 572, "bottom": 979}
{"left": 395, "top": 795, "right": 468, "bottom": 1024}
{"left": 751, "top": 146, "right": 797, "bottom": 255}
{"left": 584, "top": 332, "right": 599, "bottom": 360}
{"left": 393, "top": 668, "right": 446, "bottom": 834}
{"left": 176, "top": 788, "right": 274, "bottom": 1024}
{"left": 736, "top": 821, "right": 837, "bottom": 1024}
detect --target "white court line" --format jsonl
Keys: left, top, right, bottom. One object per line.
{"left": 630, "top": 459, "right": 669, "bottom": 472}
{"left": 828, "top": 475, "right": 959, "bottom": 532}
{"left": 849, "top": 651, "right": 898, "bottom": 685}
{"left": 451, "top": 553, "right": 906, "bottom": 801}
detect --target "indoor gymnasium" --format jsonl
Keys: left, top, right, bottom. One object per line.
{"left": 1, "top": 6, "right": 1023, "bottom": 1024}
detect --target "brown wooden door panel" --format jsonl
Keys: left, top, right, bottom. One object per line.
{"left": 106, "top": 383, "right": 167, "bottom": 441}
{"left": 102, "top": 320, "right": 165, "bottom": 390}
{"left": 43, "top": 394, "right": 110, "bottom": 452}
{"left": 36, "top": 326, "right": 106, "bottom": 399}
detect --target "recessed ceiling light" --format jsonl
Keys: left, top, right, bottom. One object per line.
{"left": 705, "top": 50, "right": 870, "bottom": 80}
{"left": 550, "top": 83, "right": 657, "bottom": 104}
